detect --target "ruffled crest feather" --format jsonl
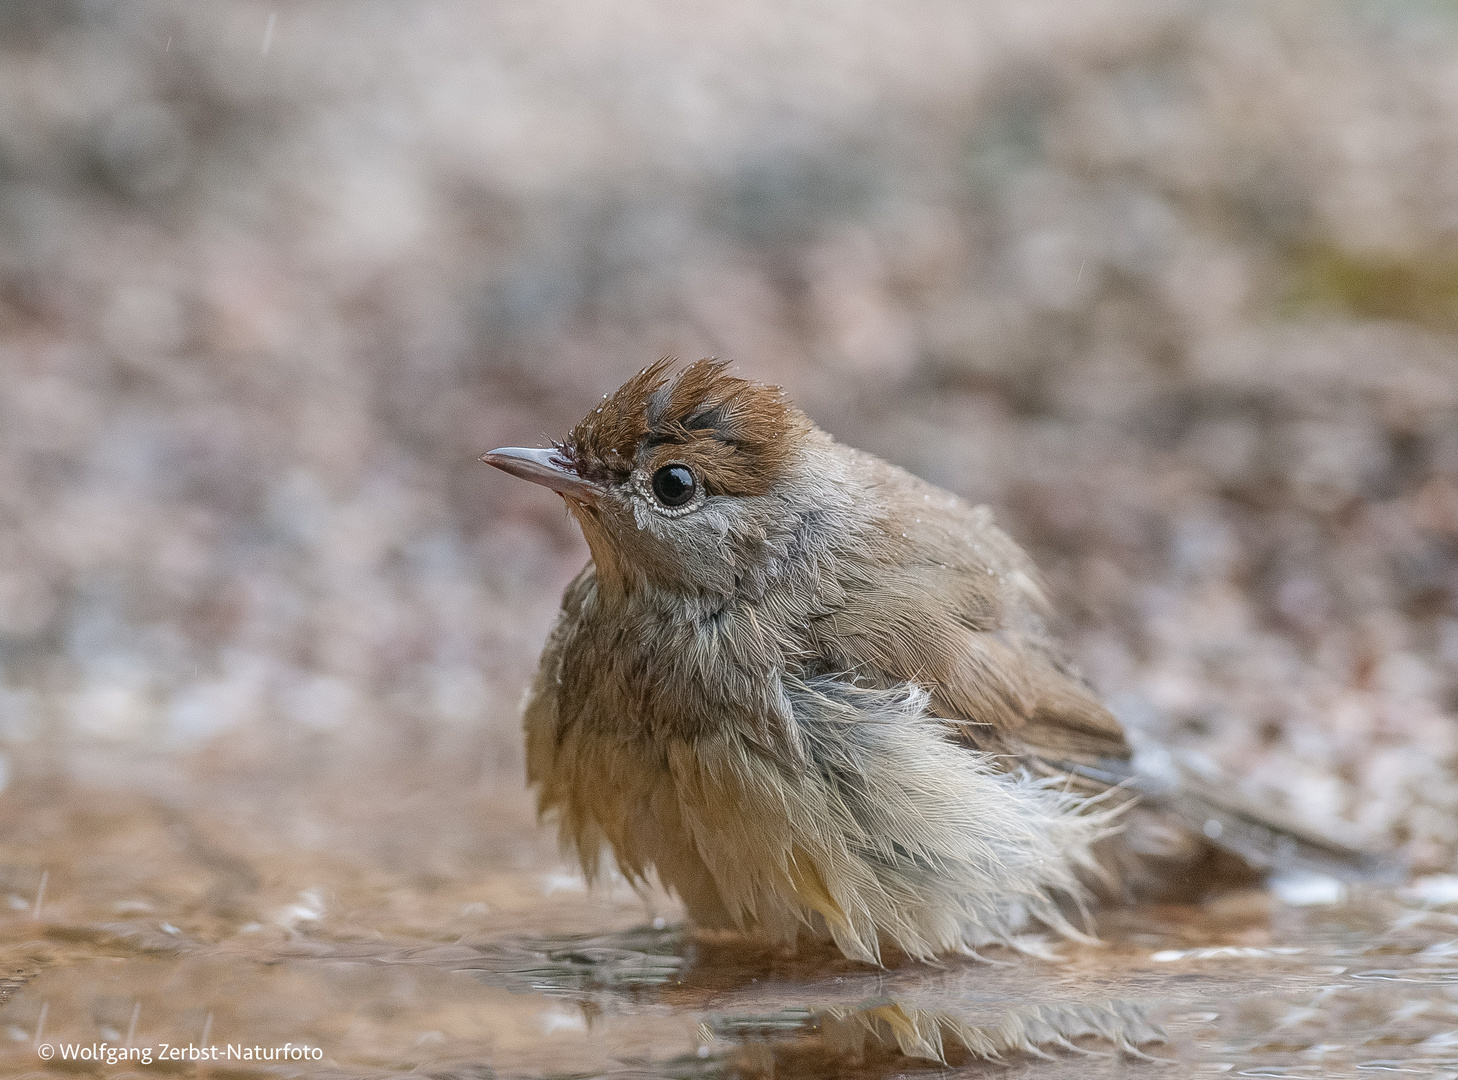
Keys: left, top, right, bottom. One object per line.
{"left": 565, "top": 357, "right": 804, "bottom": 496}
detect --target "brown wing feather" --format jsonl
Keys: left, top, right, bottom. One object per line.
{"left": 811, "top": 454, "right": 1130, "bottom": 776}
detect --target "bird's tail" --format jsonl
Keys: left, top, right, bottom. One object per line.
{"left": 1062, "top": 745, "right": 1399, "bottom": 891}
{"left": 1146, "top": 763, "right": 1397, "bottom": 882}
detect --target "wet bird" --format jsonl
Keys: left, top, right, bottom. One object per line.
{"left": 482, "top": 358, "right": 1373, "bottom": 964}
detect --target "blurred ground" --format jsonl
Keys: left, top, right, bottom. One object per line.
{"left": 1, "top": 0, "right": 1458, "bottom": 1075}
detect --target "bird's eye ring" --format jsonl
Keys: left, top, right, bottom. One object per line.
{"left": 650, "top": 464, "right": 696, "bottom": 508}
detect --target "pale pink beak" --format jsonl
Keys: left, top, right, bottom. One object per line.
{"left": 479, "top": 446, "right": 603, "bottom": 504}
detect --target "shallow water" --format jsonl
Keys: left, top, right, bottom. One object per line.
{"left": 2, "top": 765, "right": 1457, "bottom": 1080}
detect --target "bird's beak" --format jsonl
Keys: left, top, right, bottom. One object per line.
{"left": 479, "top": 446, "right": 604, "bottom": 504}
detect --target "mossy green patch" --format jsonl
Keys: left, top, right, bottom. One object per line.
{"left": 1281, "top": 245, "right": 1458, "bottom": 331}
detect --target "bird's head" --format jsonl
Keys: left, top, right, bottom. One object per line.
{"left": 482, "top": 359, "right": 823, "bottom": 600}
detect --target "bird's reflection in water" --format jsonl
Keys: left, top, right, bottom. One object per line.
{"left": 404, "top": 923, "right": 1168, "bottom": 1073}
{"left": 401, "top": 898, "right": 1458, "bottom": 1078}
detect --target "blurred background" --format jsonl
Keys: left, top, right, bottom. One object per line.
{"left": 2, "top": 0, "right": 1458, "bottom": 1020}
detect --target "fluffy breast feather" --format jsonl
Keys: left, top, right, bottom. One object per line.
{"left": 523, "top": 566, "right": 1112, "bottom": 961}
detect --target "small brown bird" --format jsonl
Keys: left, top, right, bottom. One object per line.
{"left": 483, "top": 358, "right": 1372, "bottom": 964}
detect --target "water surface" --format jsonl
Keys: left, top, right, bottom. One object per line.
{"left": 2, "top": 766, "right": 1456, "bottom": 1079}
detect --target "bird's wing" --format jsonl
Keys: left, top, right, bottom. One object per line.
{"left": 812, "top": 564, "right": 1130, "bottom": 774}
{"left": 805, "top": 469, "right": 1131, "bottom": 781}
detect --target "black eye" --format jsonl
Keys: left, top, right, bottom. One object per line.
{"left": 651, "top": 464, "right": 696, "bottom": 507}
